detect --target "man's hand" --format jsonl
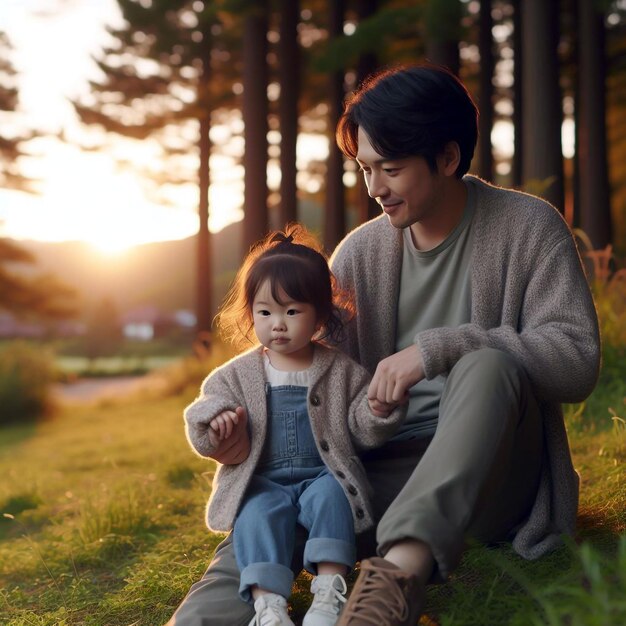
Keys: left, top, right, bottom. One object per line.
{"left": 208, "top": 406, "right": 250, "bottom": 465}
{"left": 368, "top": 344, "right": 424, "bottom": 404}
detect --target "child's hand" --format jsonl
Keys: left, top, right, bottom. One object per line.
{"left": 207, "top": 407, "right": 251, "bottom": 465}
{"left": 368, "top": 396, "right": 406, "bottom": 418}
{"left": 368, "top": 397, "right": 393, "bottom": 417}
{"left": 210, "top": 409, "right": 240, "bottom": 441}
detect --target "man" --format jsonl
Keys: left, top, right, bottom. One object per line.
{"left": 167, "top": 64, "right": 600, "bottom": 626}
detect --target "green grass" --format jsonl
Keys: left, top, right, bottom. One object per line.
{"left": 0, "top": 337, "right": 195, "bottom": 380}
{"left": 0, "top": 371, "right": 624, "bottom": 625}
{"left": 56, "top": 355, "right": 181, "bottom": 378}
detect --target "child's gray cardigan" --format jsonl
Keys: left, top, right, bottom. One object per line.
{"left": 330, "top": 175, "right": 601, "bottom": 562}
{"left": 184, "top": 343, "right": 406, "bottom": 534}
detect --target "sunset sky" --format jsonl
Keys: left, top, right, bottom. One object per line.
{"left": 0, "top": 0, "right": 215, "bottom": 253}
{"left": 1, "top": 1, "right": 572, "bottom": 255}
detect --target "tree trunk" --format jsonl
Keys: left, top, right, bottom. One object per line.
{"left": 424, "top": 0, "right": 462, "bottom": 76}
{"left": 520, "top": 0, "right": 565, "bottom": 211}
{"left": 478, "top": 0, "right": 494, "bottom": 181}
{"left": 571, "top": 0, "right": 581, "bottom": 228}
{"left": 278, "top": 0, "right": 299, "bottom": 227}
{"left": 242, "top": 2, "right": 270, "bottom": 254}
{"left": 356, "top": 0, "right": 380, "bottom": 224}
{"left": 577, "top": 0, "right": 612, "bottom": 248}
{"left": 196, "top": 113, "right": 213, "bottom": 335}
{"left": 324, "top": 0, "right": 345, "bottom": 253}
{"left": 195, "top": 25, "right": 213, "bottom": 336}
{"left": 426, "top": 40, "right": 460, "bottom": 76}
{"left": 512, "top": 0, "right": 523, "bottom": 187}
{"left": 356, "top": 0, "right": 377, "bottom": 84}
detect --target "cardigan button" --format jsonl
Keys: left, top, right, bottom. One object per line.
{"left": 336, "top": 470, "right": 345, "bottom": 479}
{"left": 347, "top": 484, "right": 358, "bottom": 495}
{"left": 320, "top": 440, "right": 329, "bottom": 452}
{"left": 355, "top": 507, "right": 365, "bottom": 519}
{"left": 310, "top": 395, "right": 320, "bottom": 406}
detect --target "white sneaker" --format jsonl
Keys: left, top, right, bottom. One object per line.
{"left": 248, "top": 593, "right": 295, "bottom": 626}
{"left": 302, "top": 574, "right": 348, "bottom": 626}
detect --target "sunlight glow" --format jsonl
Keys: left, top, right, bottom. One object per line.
{"left": 88, "top": 236, "right": 134, "bottom": 255}
{"left": 0, "top": 139, "right": 200, "bottom": 249}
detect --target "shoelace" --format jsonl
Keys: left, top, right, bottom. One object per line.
{"left": 254, "top": 599, "right": 289, "bottom": 626}
{"left": 343, "top": 567, "right": 409, "bottom": 625}
{"left": 311, "top": 574, "right": 348, "bottom": 614}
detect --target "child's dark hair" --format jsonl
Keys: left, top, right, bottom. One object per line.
{"left": 217, "top": 224, "right": 354, "bottom": 349}
{"left": 336, "top": 63, "right": 478, "bottom": 178}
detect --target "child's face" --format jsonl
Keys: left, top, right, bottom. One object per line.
{"left": 252, "top": 279, "right": 319, "bottom": 362}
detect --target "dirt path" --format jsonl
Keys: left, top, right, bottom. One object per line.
{"left": 53, "top": 375, "right": 165, "bottom": 403}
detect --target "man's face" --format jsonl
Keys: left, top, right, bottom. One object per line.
{"left": 355, "top": 127, "right": 447, "bottom": 231}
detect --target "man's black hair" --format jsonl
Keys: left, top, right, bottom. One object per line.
{"left": 336, "top": 64, "right": 479, "bottom": 178}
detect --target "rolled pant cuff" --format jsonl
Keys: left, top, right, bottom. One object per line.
{"left": 303, "top": 538, "right": 356, "bottom": 574}
{"left": 377, "top": 511, "right": 464, "bottom": 581}
{"left": 239, "top": 562, "right": 294, "bottom": 603}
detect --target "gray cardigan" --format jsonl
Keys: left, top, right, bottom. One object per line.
{"left": 330, "top": 175, "right": 601, "bottom": 560}
{"left": 184, "top": 343, "right": 406, "bottom": 533}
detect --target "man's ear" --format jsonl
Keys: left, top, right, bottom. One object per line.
{"left": 439, "top": 141, "right": 461, "bottom": 176}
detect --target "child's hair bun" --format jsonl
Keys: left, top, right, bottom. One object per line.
{"left": 270, "top": 232, "right": 294, "bottom": 245}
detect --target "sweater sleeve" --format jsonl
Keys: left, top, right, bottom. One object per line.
{"left": 329, "top": 244, "right": 364, "bottom": 363}
{"left": 416, "top": 235, "right": 601, "bottom": 403}
{"left": 330, "top": 220, "right": 400, "bottom": 372}
{"left": 344, "top": 360, "right": 407, "bottom": 450}
{"left": 183, "top": 370, "right": 242, "bottom": 458}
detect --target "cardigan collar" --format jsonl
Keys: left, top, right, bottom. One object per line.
{"left": 240, "top": 342, "right": 339, "bottom": 388}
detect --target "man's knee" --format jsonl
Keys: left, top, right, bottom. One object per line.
{"left": 452, "top": 348, "right": 525, "bottom": 385}
{"left": 443, "top": 349, "right": 533, "bottom": 417}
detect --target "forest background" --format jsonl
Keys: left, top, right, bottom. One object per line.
{"left": 0, "top": 1, "right": 625, "bottom": 625}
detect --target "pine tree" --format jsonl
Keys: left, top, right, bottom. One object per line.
{"left": 0, "top": 31, "right": 37, "bottom": 193}
{"left": 0, "top": 239, "right": 77, "bottom": 321}
{"left": 577, "top": 0, "right": 612, "bottom": 249}
{"left": 520, "top": 0, "right": 565, "bottom": 211}
{"left": 71, "top": 0, "right": 238, "bottom": 334}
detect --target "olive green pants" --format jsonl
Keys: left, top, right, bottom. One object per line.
{"left": 166, "top": 348, "right": 543, "bottom": 626}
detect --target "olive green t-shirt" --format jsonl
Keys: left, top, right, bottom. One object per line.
{"left": 394, "top": 180, "right": 475, "bottom": 439}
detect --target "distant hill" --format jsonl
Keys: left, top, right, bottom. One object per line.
{"left": 9, "top": 200, "right": 335, "bottom": 321}
{"left": 11, "top": 220, "right": 244, "bottom": 318}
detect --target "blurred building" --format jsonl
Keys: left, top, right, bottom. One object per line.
{"left": 0, "top": 313, "right": 85, "bottom": 339}
{"left": 121, "top": 306, "right": 196, "bottom": 341}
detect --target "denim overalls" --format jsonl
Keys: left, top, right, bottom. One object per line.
{"left": 234, "top": 384, "right": 356, "bottom": 602}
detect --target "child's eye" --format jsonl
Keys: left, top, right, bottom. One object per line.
{"left": 287, "top": 309, "right": 298, "bottom": 316}
{"left": 257, "top": 310, "right": 270, "bottom": 316}
{"left": 383, "top": 167, "right": 399, "bottom": 174}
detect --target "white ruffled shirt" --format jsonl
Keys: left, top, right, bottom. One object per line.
{"left": 263, "top": 351, "right": 311, "bottom": 387}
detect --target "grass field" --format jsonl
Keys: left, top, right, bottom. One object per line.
{"left": 0, "top": 358, "right": 624, "bottom": 625}
{"left": 55, "top": 355, "right": 181, "bottom": 379}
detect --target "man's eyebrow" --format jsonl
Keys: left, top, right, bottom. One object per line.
{"left": 356, "top": 156, "right": 398, "bottom": 165}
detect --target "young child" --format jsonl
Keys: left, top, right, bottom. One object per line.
{"left": 184, "top": 225, "right": 406, "bottom": 626}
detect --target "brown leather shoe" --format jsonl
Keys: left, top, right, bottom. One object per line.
{"left": 336, "top": 557, "right": 424, "bottom": 625}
